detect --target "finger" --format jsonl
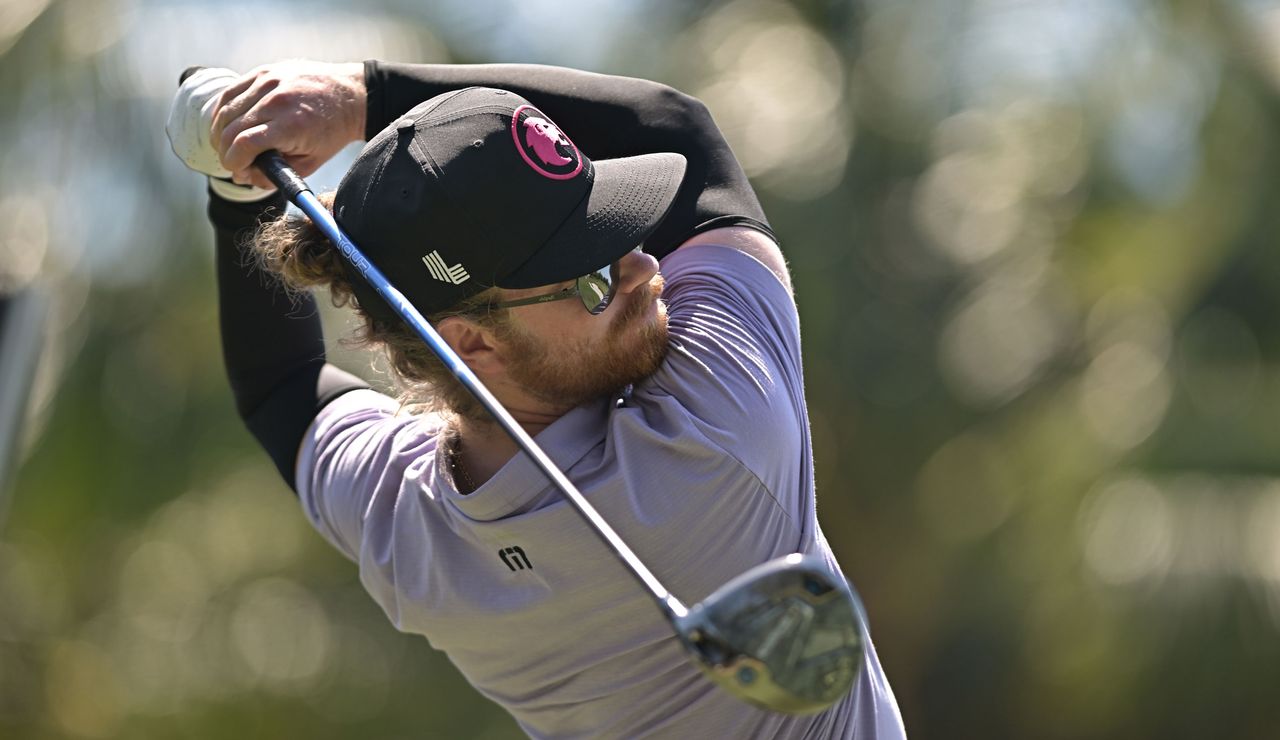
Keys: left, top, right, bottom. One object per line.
{"left": 208, "top": 73, "right": 259, "bottom": 141}
{"left": 284, "top": 153, "right": 322, "bottom": 179}
{"left": 232, "top": 167, "right": 276, "bottom": 191}
{"left": 214, "top": 87, "right": 278, "bottom": 163}
{"left": 210, "top": 67, "right": 277, "bottom": 134}
{"left": 237, "top": 151, "right": 320, "bottom": 191}
{"left": 212, "top": 76, "right": 280, "bottom": 159}
{"left": 222, "top": 122, "right": 276, "bottom": 177}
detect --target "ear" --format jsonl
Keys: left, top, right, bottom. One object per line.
{"left": 436, "top": 316, "right": 505, "bottom": 373}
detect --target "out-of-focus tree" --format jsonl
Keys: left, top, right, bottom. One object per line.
{"left": 4, "top": 1, "right": 1280, "bottom": 738}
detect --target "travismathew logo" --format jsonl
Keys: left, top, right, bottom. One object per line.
{"left": 422, "top": 250, "right": 469, "bottom": 285}
{"left": 511, "top": 105, "right": 583, "bottom": 181}
{"left": 500, "top": 546, "right": 532, "bottom": 571}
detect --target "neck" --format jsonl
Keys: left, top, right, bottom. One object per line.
{"left": 449, "top": 402, "right": 565, "bottom": 491}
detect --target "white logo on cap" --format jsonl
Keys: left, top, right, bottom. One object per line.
{"left": 423, "top": 250, "right": 470, "bottom": 285}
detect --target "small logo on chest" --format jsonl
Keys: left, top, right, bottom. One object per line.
{"left": 500, "top": 546, "right": 532, "bottom": 571}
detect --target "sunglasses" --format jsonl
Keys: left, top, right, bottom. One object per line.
{"left": 490, "top": 260, "right": 620, "bottom": 315}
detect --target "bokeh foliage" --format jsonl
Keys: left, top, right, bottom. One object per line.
{"left": 3, "top": 0, "right": 1280, "bottom": 738}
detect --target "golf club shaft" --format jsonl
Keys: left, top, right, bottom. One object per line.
{"left": 254, "top": 151, "right": 689, "bottom": 623}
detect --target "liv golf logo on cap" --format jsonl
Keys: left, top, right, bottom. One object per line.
{"left": 511, "top": 105, "right": 583, "bottom": 180}
{"left": 423, "top": 250, "right": 470, "bottom": 285}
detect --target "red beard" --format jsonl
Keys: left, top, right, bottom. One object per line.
{"left": 499, "top": 276, "right": 669, "bottom": 409}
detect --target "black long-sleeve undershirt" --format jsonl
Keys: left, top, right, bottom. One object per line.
{"left": 210, "top": 191, "right": 367, "bottom": 490}
{"left": 363, "top": 61, "right": 774, "bottom": 260}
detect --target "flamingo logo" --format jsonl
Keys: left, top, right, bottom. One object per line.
{"left": 511, "top": 105, "right": 583, "bottom": 180}
{"left": 524, "top": 116, "right": 572, "bottom": 167}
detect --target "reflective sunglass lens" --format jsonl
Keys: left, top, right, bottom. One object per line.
{"left": 580, "top": 262, "right": 619, "bottom": 314}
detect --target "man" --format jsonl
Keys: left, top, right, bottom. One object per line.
{"left": 168, "top": 60, "right": 906, "bottom": 738}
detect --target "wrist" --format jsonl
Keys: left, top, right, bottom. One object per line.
{"left": 335, "top": 61, "right": 368, "bottom": 143}
{"left": 210, "top": 176, "right": 276, "bottom": 203}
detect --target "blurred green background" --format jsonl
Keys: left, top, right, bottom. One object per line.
{"left": 4, "top": 0, "right": 1280, "bottom": 737}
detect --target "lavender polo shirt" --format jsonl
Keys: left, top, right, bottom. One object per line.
{"left": 296, "top": 244, "right": 906, "bottom": 739}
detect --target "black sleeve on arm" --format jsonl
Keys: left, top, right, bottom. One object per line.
{"left": 363, "top": 61, "right": 774, "bottom": 260}
{"left": 209, "top": 191, "right": 369, "bottom": 491}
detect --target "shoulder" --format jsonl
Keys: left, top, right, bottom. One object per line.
{"left": 300, "top": 389, "right": 443, "bottom": 488}
{"left": 675, "top": 226, "right": 791, "bottom": 294}
{"left": 643, "top": 238, "right": 808, "bottom": 468}
{"left": 293, "top": 389, "right": 443, "bottom": 561}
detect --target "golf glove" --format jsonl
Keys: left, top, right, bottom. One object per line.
{"left": 166, "top": 67, "right": 274, "bottom": 203}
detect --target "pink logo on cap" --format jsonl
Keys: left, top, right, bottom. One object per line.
{"left": 511, "top": 105, "right": 583, "bottom": 180}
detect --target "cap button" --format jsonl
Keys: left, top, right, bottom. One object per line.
{"left": 395, "top": 117, "right": 415, "bottom": 130}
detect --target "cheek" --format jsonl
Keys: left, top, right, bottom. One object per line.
{"left": 515, "top": 304, "right": 598, "bottom": 346}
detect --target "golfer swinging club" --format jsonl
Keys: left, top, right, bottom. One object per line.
{"left": 168, "top": 60, "right": 906, "bottom": 739}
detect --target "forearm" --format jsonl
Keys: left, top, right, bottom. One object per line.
{"left": 210, "top": 191, "right": 366, "bottom": 489}
{"left": 364, "top": 61, "right": 772, "bottom": 258}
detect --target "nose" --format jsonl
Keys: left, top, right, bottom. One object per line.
{"left": 615, "top": 248, "right": 659, "bottom": 294}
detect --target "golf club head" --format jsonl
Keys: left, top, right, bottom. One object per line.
{"left": 675, "top": 553, "right": 865, "bottom": 715}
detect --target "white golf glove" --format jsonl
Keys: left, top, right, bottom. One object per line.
{"left": 166, "top": 67, "right": 275, "bottom": 203}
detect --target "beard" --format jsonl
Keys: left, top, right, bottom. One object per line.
{"left": 498, "top": 275, "right": 669, "bottom": 410}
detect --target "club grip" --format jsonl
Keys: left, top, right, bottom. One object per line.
{"left": 254, "top": 151, "right": 311, "bottom": 201}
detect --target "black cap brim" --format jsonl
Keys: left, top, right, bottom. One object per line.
{"left": 499, "top": 152, "right": 687, "bottom": 289}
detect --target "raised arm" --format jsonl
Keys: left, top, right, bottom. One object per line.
{"left": 208, "top": 193, "right": 367, "bottom": 490}
{"left": 214, "top": 60, "right": 776, "bottom": 261}
{"left": 178, "top": 59, "right": 792, "bottom": 488}
{"left": 363, "top": 62, "right": 772, "bottom": 259}
{"left": 169, "top": 68, "right": 367, "bottom": 491}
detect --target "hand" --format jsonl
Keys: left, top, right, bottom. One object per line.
{"left": 211, "top": 60, "right": 367, "bottom": 190}
{"left": 167, "top": 67, "right": 275, "bottom": 202}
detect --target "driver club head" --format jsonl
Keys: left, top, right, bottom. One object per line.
{"left": 674, "top": 553, "right": 865, "bottom": 715}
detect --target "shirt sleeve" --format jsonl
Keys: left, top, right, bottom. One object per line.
{"left": 208, "top": 190, "right": 370, "bottom": 491}
{"left": 644, "top": 244, "right": 808, "bottom": 492}
{"left": 294, "top": 388, "right": 430, "bottom": 560}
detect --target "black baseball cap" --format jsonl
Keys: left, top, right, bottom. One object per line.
{"left": 332, "top": 87, "right": 687, "bottom": 321}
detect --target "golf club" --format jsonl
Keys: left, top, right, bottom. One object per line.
{"left": 185, "top": 65, "right": 866, "bottom": 712}
{"left": 256, "top": 149, "right": 864, "bottom": 714}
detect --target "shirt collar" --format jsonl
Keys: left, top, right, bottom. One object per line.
{"left": 430, "top": 397, "right": 613, "bottom": 521}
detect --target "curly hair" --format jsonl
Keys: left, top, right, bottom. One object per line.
{"left": 250, "top": 192, "right": 511, "bottom": 421}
